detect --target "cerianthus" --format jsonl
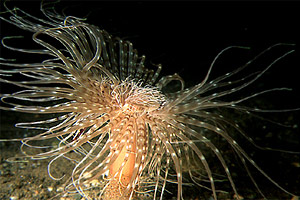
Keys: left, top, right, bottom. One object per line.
{"left": 0, "top": 1, "right": 299, "bottom": 200}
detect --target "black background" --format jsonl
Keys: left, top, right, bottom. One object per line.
{"left": 1, "top": 1, "right": 300, "bottom": 84}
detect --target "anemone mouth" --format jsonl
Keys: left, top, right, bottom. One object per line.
{"left": 111, "top": 79, "right": 167, "bottom": 115}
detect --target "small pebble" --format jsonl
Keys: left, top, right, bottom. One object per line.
{"left": 57, "top": 186, "right": 64, "bottom": 192}
{"left": 48, "top": 186, "right": 53, "bottom": 192}
{"left": 19, "top": 163, "right": 26, "bottom": 169}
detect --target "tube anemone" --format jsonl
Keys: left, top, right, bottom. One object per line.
{"left": 0, "top": 2, "right": 299, "bottom": 200}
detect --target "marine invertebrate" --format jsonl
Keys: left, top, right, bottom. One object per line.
{"left": 0, "top": 2, "right": 299, "bottom": 200}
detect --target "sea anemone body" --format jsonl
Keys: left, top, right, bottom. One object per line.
{"left": 0, "top": 2, "right": 299, "bottom": 200}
